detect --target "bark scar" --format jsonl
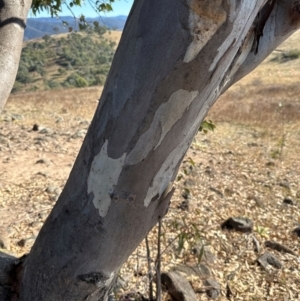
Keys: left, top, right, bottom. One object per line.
{"left": 251, "top": 0, "right": 276, "bottom": 54}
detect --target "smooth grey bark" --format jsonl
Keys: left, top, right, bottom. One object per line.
{"left": 0, "top": 0, "right": 31, "bottom": 112}
{"left": 0, "top": 0, "right": 299, "bottom": 300}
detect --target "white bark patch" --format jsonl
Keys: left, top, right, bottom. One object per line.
{"left": 13, "top": 23, "right": 23, "bottom": 32}
{"left": 184, "top": 0, "right": 227, "bottom": 63}
{"left": 87, "top": 140, "right": 126, "bottom": 217}
{"left": 209, "top": 1, "right": 257, "bottom": 71}
{"left": 105, "top": 272, "right": 115, "bottom": 286}
{"left": 144, "top": 93, "right": 210, "bottom": 207}
{"left": 126, "top": 89, "right": 199, "bottom": 165}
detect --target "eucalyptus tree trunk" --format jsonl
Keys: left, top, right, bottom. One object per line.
{"left": 0, "top": 0, "right": 299, "bottom": 300}
{"left": 0, "top": 0, "right": 31, "bottom": 112}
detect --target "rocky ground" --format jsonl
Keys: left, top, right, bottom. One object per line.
{"left": 0, "top": 86, "right": 299, "bottom": 300}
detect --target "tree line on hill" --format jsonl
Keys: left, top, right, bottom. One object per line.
{"left": 13, "top": 25, "right": 116, "bottom": 93}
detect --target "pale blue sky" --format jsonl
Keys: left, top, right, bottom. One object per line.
{"left": 30, "top": 0, "right": 133, "bottom": 18}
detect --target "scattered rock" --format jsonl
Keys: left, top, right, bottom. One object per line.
{"left": 265, "top": 161, "right": 275, "bottom": 167}
{"left": 79, "top": 120, "right": 90, "bottom": 127}
{"left": 257, "top": 252, "right": 282, "bottom": 270}
{"left": 177, "top": 200, "right": 189, "bottom": 211}
{"left": 203, "top": 278, "right": 221, "bottom": 299}
{"left": 71, "top": 129, "right": 87, "bottom": 139}
{"left": 36, "top": 171, "right": 48, "bottom": 177}
{"left": 32, "top": 124, "right": 39, "bottom": 131}
{"left": 11, "top": 113, "right": 24, "bottom": 121}
{"left": 192, "top": 243, "right": 216, "bottom": 264}
{"left": 35, "top": 158, "right": 51, "bottom": 165}
{"left": 279, "top": 181, "right": 290, "bottom": 190}
{"left": 39, "top": 127, "right": 52, "bottom": 134}
{"left": 46, "top": 185, "right": 57, "bottom": 194}
{"left": 221, "top": 217, "right": 253, "bottom": 233}
{"left": 17, "top": 236, "right": 36, "bottom": 248}
{"left": 292, "top": 226, "right": 300, "bottom": 238}
{"left": 161, "top": 271, "right": 198, "bottom": 301}
{"left": 283, "top": 198, "right": 294, "bottom": 205}
{"left": 54, "top": 187, "right": 62, "bottom": 195}
{"left": 264, "top": 240, "right": 297, "bottom": 256}
{"left": 38, "top": 212, "right": 49, "bottom": 220}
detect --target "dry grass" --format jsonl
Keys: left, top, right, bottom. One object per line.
{"left": 209, "top": 31, "right": 300, "bottom": 127}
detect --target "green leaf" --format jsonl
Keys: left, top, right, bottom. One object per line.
{"left": 198, "top": 245, "right": 205, "bottom": 263}
{"left": 178, "top": 233, "right": 187, "bottom": 254}
{"left": 187, "top": 157, "right": 195, "bottom": 167}
{"left": 199, "top": 120, "right": 216, "bottom": 133}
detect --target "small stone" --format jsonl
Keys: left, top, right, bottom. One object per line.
{"left": 161, "top": 271, "right": 198, "bottom": 301}
{"left": 11, "top": 113, "right": 24, "bottom": 121}
{"left": 264, "top": 240, "right": 296, "bottom": 256}
{"left": 279, "top": 181, "right": 290, "bottom": 190}
{"left": 192, "top": 243, "right": 216, "bottom": 264}
{"left": 292, "top": 226, "right": 300, "bottom": 238}
{"left": 46, "top": 185, "right": 57, "bottom": 194}
{"left": 36, "top": 171, "right": 48, "bottom": 177}
{"left": 177, "top": 200, "right": 189, "bottom": 211}
{"left": 54, "top": 187, "right": 62, "bottom": 195}
{"left": 204, "top": 278, "right": 221, "bottom": 299}
{"left": 50, "top": 195, "right": 59, "bottom": 202}
{"left": 283, "top": 198, "right": 294, "bottom": 205}
{"left": 71, "top": 129, "right": 87, "bottom": 139}
{"left": 39, "top": 128, "right": 52, "bottom": 134}
{"left": 36, "top": 158, "right": 51, "bottom": 165}
{"left": 221, "top": 217, "right": 253, "bottom": 233}
{"left": 257, "top": 252, "right": 282, "bottom": 270}
{"left": 32, "top": 124, "right": 39, "bottom": 131}
{"left": 266, "top": 161, "right": 275, "bottom": 167}
{"left": 17, "top": 236, "right": 36, "bottom": 248}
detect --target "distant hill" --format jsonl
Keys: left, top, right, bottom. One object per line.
{"left": 25, "top": 16, "right": 127, "bottom": 40}
{"left": 13, "top": 30, "right": 122, "bottom": 93}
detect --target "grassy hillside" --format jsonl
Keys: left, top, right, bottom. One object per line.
{"left": 13, "top": 29, "right": 121, "bottom": 93}
{"left": 24, "top": 16, "right": 126, "bottom": 40}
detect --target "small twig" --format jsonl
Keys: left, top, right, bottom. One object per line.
{"left": 145, "top": 235, "right": 154, "bottom": 301}
{"left": 156, "top": 217, "right": 162, "bottom": 301}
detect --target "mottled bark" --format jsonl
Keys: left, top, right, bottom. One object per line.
{"left": 0, "top": 0, "right": 299, "bottom": 300}
{"left": 0, "top": 0, "right": 31, "bottom": 112}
